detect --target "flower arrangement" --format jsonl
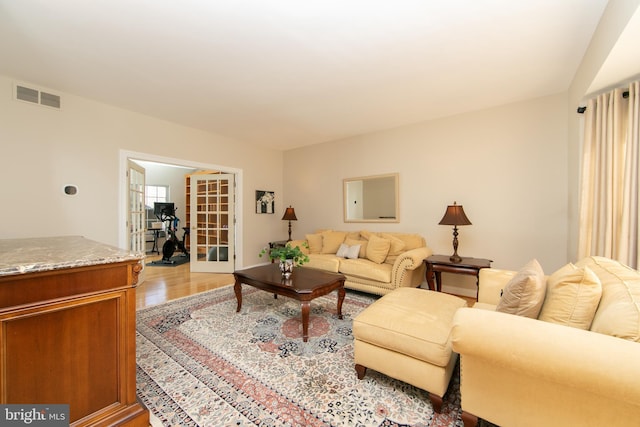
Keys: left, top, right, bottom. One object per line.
{"left": 258, "top": 192, "right": 274, "bottom": 206}
{"left": 259, "top": 242, "right": 309, "bottom": 266}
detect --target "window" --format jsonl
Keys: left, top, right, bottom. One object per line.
{"left": 145, "top": 185, "right": 169, "bottom": 209}
{"left": 145, "top": 185, "right": 169, "bottom": 227}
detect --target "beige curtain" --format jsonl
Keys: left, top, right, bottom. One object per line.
{"left": 578, "top": 81, "right": 640, "bottom": 268}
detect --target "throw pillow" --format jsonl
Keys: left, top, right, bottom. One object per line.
{"left": 538, "top": 263, "right": 602, "bottom": 330}
{"left": 395, "top": 233, "right": 425, "bottom": 251}
{"left": 345, "top": 238, "right": 368, "bottom": 258}
{"left": 345, "top": 244, "right": 360, "bottom": 259}
{"left": 336, "top": 243, "right": 349, "bottom": 258}
{"left": 359, "top": 230, "right": 374, "bottom": 240}
{"left": 380, "top": 233, "right": 406, "bottom": 256}
{"left": 305, "top": 233, "right": 323, "bottom": 254}
{"left": 496, "top": 259, "right": 546, "bottom": 319}
{"left": 321, "top": 231, "right": 347, "bottom": 254}
{"left": 366, "top": 234, "right": 391, "bottom": 264}
{"left": 337, "top": 243, "right": 361, "bottom": 259}
{"left": 346, "top": 231, "right": 361, "bottom": 240}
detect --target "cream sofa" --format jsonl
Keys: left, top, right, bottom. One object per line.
{"left": 289, "top": 230, "right": 432, "bottom": 295}
{"left": 451, "top": 256, "right": 640, "bottom": 427}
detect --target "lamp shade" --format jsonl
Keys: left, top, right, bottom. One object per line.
{"left": 282, "top": 206, "right": 297, "bottom": 221}
{"left": 438, "top": 202, "right": 471, "bottom": 226}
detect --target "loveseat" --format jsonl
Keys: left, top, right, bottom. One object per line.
{"left": 451, "top": 256, "right": 640, "bottom": 427}
{"left": 289, "top": 230, "right": 431, "bottom": 295}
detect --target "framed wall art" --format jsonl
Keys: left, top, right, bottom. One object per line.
{"left": 256, "top": 190, "right": 275, "bottom": 214}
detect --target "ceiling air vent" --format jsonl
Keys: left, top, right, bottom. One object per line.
{"left": 14, "top": 83, "right": 61, "bottom": 110}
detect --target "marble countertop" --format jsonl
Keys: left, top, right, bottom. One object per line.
{"left": 0, "top": 236, "right": 143, "bottom": 277}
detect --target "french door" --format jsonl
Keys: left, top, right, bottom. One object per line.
{"left": 190, "top": 173, "right": 235, "bottom": 273}
{"left": 127, "top": 160, "right": 146, "bottom": 282}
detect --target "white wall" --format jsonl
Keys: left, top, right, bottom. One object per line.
{"left": 285, "top": 93, "right": 569, "bottom": 295}
{"left": 1, "top": 74, "right": 286, "bottom": 267}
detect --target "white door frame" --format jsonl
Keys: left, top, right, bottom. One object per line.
{"left": 118, "top": 149, "right": 244, "bottom": 269}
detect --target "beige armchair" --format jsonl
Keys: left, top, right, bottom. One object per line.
{"left": 452, "top": 259, "right": 640, "bottom": 427}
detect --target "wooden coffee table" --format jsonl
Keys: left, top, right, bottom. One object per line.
{"left": 233, "top": 264, "right": 346, "bottom": 342}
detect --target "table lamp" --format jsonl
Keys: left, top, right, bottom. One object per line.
{"left": 438, "top": 201, "right": 472, "bottom": 263}
{"left": 282, "top": 206, "right": 298, "bottom": 242}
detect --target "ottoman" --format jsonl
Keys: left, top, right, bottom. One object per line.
{"left": 353, "top": 288, "right": 467, "bottom": 412}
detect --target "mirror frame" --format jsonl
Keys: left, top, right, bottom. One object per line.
{"left": 343, "top": 173, "right": 399, "bottom": 223}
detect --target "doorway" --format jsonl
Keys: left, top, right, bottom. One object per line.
{"left": 118, "top": 150, "right": 244, "bottom": 270}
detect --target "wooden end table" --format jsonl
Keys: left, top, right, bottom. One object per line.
{"left": 425, "top": 255, "right": 492, "bottom": 300}
{"left": 233, "top": 264, "right": 346, "bottom": 342}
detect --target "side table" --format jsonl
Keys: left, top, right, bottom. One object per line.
{"left": 269, "top": 240, "right": 288, "bottom": 249}
{"left": 425, "top": 255, "right": 492, "bottom": 300}
{"left": 268, "top": 240, "right": 288, "bottom": 263}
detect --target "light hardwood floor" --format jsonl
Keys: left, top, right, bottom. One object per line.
{"left": 137, "top": 255, "right": 235, "bottom": 309}
{"left": 136, "top": 255, "right": 476, "bottom": 309}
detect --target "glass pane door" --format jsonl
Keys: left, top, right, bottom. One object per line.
{"left": 128, "top": 160, "right": 146, "bottom": 254}
{"left": 190, "top": 173, "right": 235, "bottom": 273}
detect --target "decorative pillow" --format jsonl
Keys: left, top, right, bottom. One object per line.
{"left": 538, "top": 263, "right": 602, "bottom": 330}
{"left": 380, "top": 233, "right": 406, "bottom": 256}
{"left": 321, "top": 231, "right": 347, "bottom": 254}
{"left": 336, "top": 243, "right": 360, "bottom": 259}
{"left": 345, "top": 238, "right": 368, "bottom": 258}
{"left": 359, "top": 230, "right": 373, "bottom": 240}
{"left": 346, "top": 244, "right": 360, "bottom": 259}
{"left": 336, "top": 243, "right": 349, "bottom": 258}
{"left": 576, "top": 256, "right": 640, "bottom": 341}
{"left": 496, "top": 259, "right": 546, "bottom": 318}
{"left": 345, "top": 231, "right": 361, "bottom": 240}
{"left": 305, "top": 233, "right": 323, "bottom": 254}
{"left": 395, "top": 233, "right": 425, "bottom": 251}
{"left": 366, "top": 234, "right": 391, "bottom": 264}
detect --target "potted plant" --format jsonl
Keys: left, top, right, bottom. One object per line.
{"left": 259, "top": 243, "right": 309, "bottom": 278}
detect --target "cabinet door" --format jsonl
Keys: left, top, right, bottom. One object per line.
{"left": 1, "top": 292, "right": 127, "bottom": 424}
{"left": 190, "top": 173, "right": 235, "bottom": 273}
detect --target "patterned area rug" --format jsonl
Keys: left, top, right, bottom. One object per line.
{"left": 136, "top": 285, "right": 466, "bottom": 426}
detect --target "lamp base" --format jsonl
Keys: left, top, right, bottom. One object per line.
{"left": 449, "top": 254, "right": 462, "bottom": 263}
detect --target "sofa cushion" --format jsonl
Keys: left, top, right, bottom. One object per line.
{"left": 366, "top": 234, "right": 391, "bottom": 264}
{"left": 538, "top": 263, "right": 602, "bottom": 330}
{"left": 305, "top": 233, "right": 323, "bottom": 254}
{"left": 496, "top": 259, "right": 546, "bottom": 318}
{"left": 575, "top": 256, "right": 640, "bottom": 342}
{"left": 345, "top": 238, "right": 368, "bottom": 258}
{"left": 339, "top": 258, "right": 392, "bottom": 283}
{"left": 321, "top": 230, "right": 347, "bottom": 254}
{"left": 304, "top": 254, "right": 340, "bottom": 273}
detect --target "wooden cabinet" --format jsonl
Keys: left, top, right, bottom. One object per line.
{"left": 0, "top": 237, "right": 148, "bottom": 427}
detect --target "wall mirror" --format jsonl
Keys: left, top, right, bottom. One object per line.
{"left": 343, "top": 173, "right": 399, "bottom": 223}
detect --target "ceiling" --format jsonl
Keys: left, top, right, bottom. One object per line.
{"left": 1, "top": 0, "right": 635, "bottom": 151}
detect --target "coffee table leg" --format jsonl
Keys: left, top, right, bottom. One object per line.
{"left": 301, "top": 301, "right": 310, "bottom": 342}
{"left": 337, "top": 286, "right": 345, "bottom": 320}
{"left": 234, "top": 279, "right": 242, "bottom": 312}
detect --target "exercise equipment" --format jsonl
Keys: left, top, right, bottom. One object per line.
{"left": 154, "top": 203, "right": 189, "bottom": 264}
